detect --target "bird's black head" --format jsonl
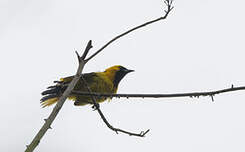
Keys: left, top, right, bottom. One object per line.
{"left": 104, "top": 65, "right": 134, "bottom": 88}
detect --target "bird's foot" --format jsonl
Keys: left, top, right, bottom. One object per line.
{"left": 92, "top": 103, "right": 100, "bottom": 110}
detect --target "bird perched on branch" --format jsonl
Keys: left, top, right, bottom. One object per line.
{"left": 40, "top": 65, "right": 134, "bottom": 107}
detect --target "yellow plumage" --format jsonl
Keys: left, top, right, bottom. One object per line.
{"left": 40, "top": 65, "right": 134, "bottom": 107}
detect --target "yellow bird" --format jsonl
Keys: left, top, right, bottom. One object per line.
{"left": 40, "top": 65, "right": 134, "bottom": 107}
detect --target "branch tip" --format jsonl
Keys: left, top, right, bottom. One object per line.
{"left": 144, "top": 129, "right": 150, "bottom": 135}
{"left": 163, "top": 0, "right": 174, "bottom": 14}
{"left": 139, "top": 129, "right": 150, "bottom": 137}
{"left": 75, "top": 51, "right": 81, "bottom": 62}
{"left": 81, "top": 40, "right": 93, "bottom": 60}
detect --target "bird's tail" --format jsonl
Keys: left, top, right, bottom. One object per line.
{"left": 40, "top": 81, "right": 67, "bottom": 108}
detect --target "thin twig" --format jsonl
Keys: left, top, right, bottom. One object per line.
{"left": 85, "top": 0, "right": 174, "bottom": 62}
{"left": 80, "top": 75, "right": 149, "bottom": 137}
{"left": 25, "top": 41, "right": 92, "bottom": 152}
{"left": 82, "top": 40, "right": 93, "bottom": 60}
{"left": 72, "top": 85, "right": 245, "bottom": 100}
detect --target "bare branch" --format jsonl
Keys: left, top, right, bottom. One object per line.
{"left": 80, "top": 75, "right": 149, "bottom": 137}
{"left": 72, "top": 85, "right": 245, "bottom": 100}
{"left": 85, "top": 0, "right": 174, "bottom": 62}
{"left": 25, "top": 41, "right": 92, "bottom": 152}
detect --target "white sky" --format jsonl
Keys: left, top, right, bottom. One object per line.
{"left": 1, "top": 0, "right": 245, "bottom": 151}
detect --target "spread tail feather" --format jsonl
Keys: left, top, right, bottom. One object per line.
{"left": 40, "top": 97, "right": 59, "bottom": 108}
{"left": 40, "top": 83, "right": 67, "bottom": 107}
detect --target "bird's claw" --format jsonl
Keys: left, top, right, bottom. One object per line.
{"left": 92, "top": 103, "right": 100, "bottom": 110}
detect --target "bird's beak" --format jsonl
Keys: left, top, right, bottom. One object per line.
{"left": 126, "top": 69, "right": 134, "bottom": 73}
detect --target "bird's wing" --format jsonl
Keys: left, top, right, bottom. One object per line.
{"left": 73, "top": 72, "right": 114, "bottom": 105}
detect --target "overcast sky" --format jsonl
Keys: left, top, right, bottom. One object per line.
{"left": 1, "top": 0, "right": 245, "bottom": 151}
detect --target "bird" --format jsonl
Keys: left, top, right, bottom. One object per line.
{"left": 40, "top": 65, "right": 134, "bottom": 107}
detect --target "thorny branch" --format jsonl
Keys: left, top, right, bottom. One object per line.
{"left": 26, "top": 0, "right": 174, "bottom": 151}
{"left": 72, "top": 85, "right": 245, "bottom": 102}
{"left": 25, "top": 41, "right": 92, "bottom": 152}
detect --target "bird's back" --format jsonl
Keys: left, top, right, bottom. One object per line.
{"left": 70, "top": 72, "right": 116, "bottom": 105}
